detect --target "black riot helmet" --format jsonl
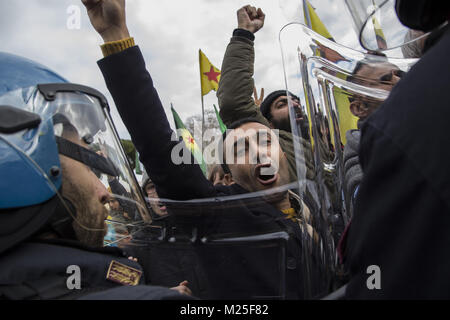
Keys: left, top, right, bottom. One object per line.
{"left": 395, "top": 0, "right": 450, "bottom": 32}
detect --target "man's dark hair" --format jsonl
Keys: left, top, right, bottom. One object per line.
{"left": 348, "top": 51, "right": 388, "bottom": 85}
{"left": 347, "top": 52, "right": 390, "bottom": 103}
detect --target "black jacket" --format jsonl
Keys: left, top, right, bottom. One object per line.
{"left": 345, "top": 27, "right": 450, "bottom": 299}
{"left": 98, "top": 47, "right": 306, "bottom": 299}
{"left": 0, "top": 240, "right": 189, "bottom": 300}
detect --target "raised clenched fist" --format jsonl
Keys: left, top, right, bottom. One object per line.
{"left": 237, "top": 5, "right": 265, "bottom": 34}
{"left": 81, "top": 0, "right": 129, "bottom": 42}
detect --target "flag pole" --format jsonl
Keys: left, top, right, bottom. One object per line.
{"left": 201, "top": 94, "right": 205, "bottom": 150}
{"left": 170, "top": 102, "right": 176, "bottom": 137}
{"left": 199, "top": 49, "right": 205, "bottom": 153}
{"left": 303, "top": 0, "right": 312, "bottom": 28}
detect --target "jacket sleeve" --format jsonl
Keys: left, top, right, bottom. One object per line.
{"left": 217, "top": 35, "right": 271, "bottom": 127}
{"left": 97, "top": 46, "right": 216, "bottom": 200}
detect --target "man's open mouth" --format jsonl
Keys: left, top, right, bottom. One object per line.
{"left": 255, "top": 163, "right": 278, "bottom": 186}
{"left": 294, "top": 109, "right": 304, "bottom": 122}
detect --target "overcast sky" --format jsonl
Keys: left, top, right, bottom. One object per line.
{"left": 0, "top": 0, "right": 361, "bottom": 139}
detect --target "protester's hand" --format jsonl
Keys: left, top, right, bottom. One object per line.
{"left": 170, "top": 281, "right": 192, "bottom": 296}
{"left": 253, "top": 86, "right": 264, "bottom": 106}
{"left": 237, "top": 5, "right": 265, "bottom": 34}
{"left": 81, "top": 0, "right": 130, "bottom": 42}
{"left": 96, "top": 150, "right": 106, "bottom": 157}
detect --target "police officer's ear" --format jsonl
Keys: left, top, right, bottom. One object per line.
{"left": 350, "top": 100, "right": 370, "bottom": 119}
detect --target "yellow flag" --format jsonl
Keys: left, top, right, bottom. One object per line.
{"left": 304, "top": 0, "right": 334, "bottom": 41}
{"left": 199, "top": 49, "right": 221, "bottom": 96}
{"left": 333, "top": 87, "right": 359, "bottom": 145}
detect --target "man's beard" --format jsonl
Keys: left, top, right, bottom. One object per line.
{"left": 271, "top": 116, "right": 310, "bottom": 139}
{"left": 271, "top": 117, "right": 291, "bottom": 132}
{"left": 61, "top": 178, "right": 108, "bottom": 248}
{"left": 74, "top": 201, "right": 108, "bottom": 248}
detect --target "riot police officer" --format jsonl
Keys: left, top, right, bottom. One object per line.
{"left": 0, "top": 51, "right": 191, "bottom": 300}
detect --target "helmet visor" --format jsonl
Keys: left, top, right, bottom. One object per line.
{"left": 0, "top": 84, "right": 150, "bottom": 248}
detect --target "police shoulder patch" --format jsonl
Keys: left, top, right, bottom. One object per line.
{"left": 106, "top": 260, "right": 142, "bottom": 286}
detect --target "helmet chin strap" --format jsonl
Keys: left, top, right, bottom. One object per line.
{"left": 55, "top": 136, "right": 119, "bottom": 177}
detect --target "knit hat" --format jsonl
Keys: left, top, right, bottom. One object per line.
{"left": 260, "top": 90, "right": 299, "bottom": 121}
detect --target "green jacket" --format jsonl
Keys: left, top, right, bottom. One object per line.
{"left": 217, "top": 35, "right": 315, "bottom": 183}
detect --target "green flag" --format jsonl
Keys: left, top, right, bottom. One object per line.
{"left": 120, "top": 139, "right": 136, "bottom": 169}
{"left": 135, "top": 149, "right": 142, "bottom": 175}
{"left": 171, "top": 105, "right": 207, "bottom": 176}
{"left": 213, "top": 104, "right": 227, "bottom": 134}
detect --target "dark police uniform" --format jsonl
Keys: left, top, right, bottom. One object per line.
{"left": 0, "top": 239, "right": 190, "bottom": 300}
{"left": 345, "top": 26, "right": 450, "bottom": 299}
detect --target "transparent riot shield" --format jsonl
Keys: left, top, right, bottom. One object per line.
{"left": 279, "top": 22, "right": 417, "bottom": 298}
{"left": 0, "top": 82, "right": 322, "bottom": 299}
{"left": 345, "top": 0, "right": 432, "bottom": 53}
{"left": 123, "top": 184, "right": 312, "bottom": 299}
{"left": 124, "top": 111, "right": 326, "bottom": 298}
